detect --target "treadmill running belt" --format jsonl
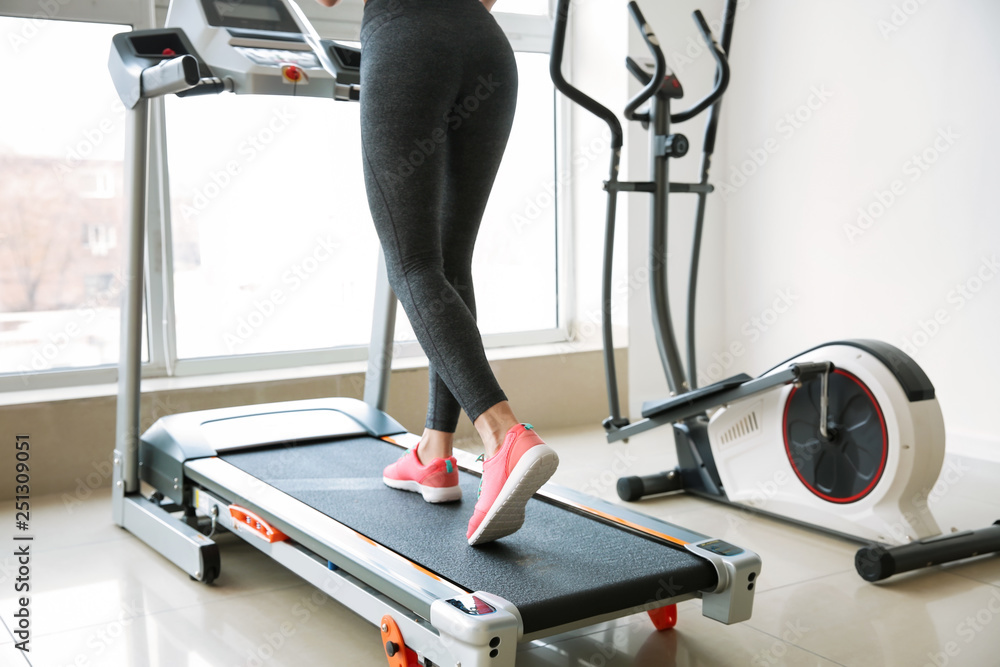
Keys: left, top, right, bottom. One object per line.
{"left": 221, "top": 436, "right": 717, "bottom": 635}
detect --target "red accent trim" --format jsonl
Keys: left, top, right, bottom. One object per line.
{"left": 381, "top": 615, "right": 420, "bottom": 667}
{"left": 229, "top": 505, "right": 289, "bottom": 543}
{"left": 648, "top": 604, "right": 678, "bottom": 631}
{"left": 782, "top": 369, "right": 888, "bottom": 504}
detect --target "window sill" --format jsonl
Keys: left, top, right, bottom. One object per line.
{"left": 0, "top": 334, "right": 620, "bottom": 409}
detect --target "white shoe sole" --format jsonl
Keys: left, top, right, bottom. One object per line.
{"left": 383, "top": 477, "right": 462, "bottom": 503}
{"left": 468, "top": 444, "right": 559, "bottom": 546}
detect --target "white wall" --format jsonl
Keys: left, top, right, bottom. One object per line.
{"left": 627, "top": 0, "right": 1000, "bottom": 459}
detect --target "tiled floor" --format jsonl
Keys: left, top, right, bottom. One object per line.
{"left": 1, "top": 426, "right": 998, "bottom": 666}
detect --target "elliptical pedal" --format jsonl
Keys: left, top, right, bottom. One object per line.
{"left": 641, "top": 373, "right": 752, "bottom": 419}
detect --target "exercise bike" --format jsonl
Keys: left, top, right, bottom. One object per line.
{"left": 550, "top": 0, "right": 1000, "bottom": 581}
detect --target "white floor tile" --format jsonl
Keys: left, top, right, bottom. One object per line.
{"left": 746, "top": 570, "right": 1000, "bottom": 667}
{"left": 0, "top": 532, "right": 302, "bottom": 638}
{"left": 7, "top": 423, "right": 999, "bottom": 666}
{"left": 24, "top": 583, "right": 386, "bottom": 667}
{"left": 0, "top": 642, "right": 30, "bottom": 667}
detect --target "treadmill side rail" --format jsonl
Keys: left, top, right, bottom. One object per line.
{"left": 186, "top": 457, "right": 467, "bottom": 620}
{"left": 535, "top": 482, "right": 714, "bottom": 546}
{"left": 193, "top": 485, "right": 511, "bottom": 667}
{"left": 454, "top": 452, "right": 762, "bottom": 626}
{"left": 556, "top": 483, "right": 761, "bottom": 625}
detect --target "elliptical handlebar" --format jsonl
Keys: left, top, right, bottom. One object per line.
{"left": 670, "top": 10, "right": 730, "bottom": 124}
{"left": 623, "top": 1, "right": 667, "bottom": 123}
{"left": 550, "top": 0, "right": 624, "bottom": 149}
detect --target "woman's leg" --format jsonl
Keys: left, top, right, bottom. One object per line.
{"left": 361, "top": 0, "right": 516, "bottom": 434}
{"left": 362, "top": 0, "right": 558, "bottom": 541}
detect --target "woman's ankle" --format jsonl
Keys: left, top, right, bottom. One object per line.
{"left": 474, "top": 402, "right": 520, "bottom": 458}
{"left": 417, "top": 428, "right": 454, "bottom": 464}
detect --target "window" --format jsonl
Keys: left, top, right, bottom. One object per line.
{"left": 165, "top": 93, "right": 370, "bottom": 359}
{"left": 165, "top": 51, "right": 557, "bottom": 362}
{"left": 0, "top": 5, "right": 560, "bottom": 388}
{"left": 0, "top": 18, "right": 133, "bottom": 379}
{"left": 496, "top": 0, "right": 549, "bottom": 15}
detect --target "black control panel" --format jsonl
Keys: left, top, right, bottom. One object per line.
{"left": 698, "top": 540, "right": 744, "bottom": 557}
{"left": 201, "top": 0, "right": 301, "bottom": 33}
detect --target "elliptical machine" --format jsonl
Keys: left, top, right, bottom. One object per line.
{"left": 550, "top": 0, "right": 1000, "bottom": 581}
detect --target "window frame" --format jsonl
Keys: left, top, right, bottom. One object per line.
{"left": 0, "top": 0, "right": 571, "bottom": 392}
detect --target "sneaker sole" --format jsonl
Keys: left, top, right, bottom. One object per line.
{"left": 383, "top": 477, "right": 462, "bottom": 503}
{"left": 468, "top": 444, "right": 559, "bottom": 546}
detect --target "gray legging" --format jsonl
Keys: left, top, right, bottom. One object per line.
{"left": 360, "top": 0, "right": 519, "bottom": 432}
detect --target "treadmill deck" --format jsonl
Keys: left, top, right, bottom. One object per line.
{"left": 218, "top": 435, "right": 717, "bottom": 635}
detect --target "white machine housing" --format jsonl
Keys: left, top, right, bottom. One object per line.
{"left": 707, "top": 343, "right": 945, "bottom": 545}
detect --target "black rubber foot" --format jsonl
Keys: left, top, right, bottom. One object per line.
{"left": 618, "top": 476, "right": 644, "bottom": 502}
{"left": 855, "top": 545, "right": 892, "bottom": 582}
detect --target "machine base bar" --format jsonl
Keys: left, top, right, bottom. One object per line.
{"left": 120, "top": 495, "right": 219, "bottom": 583}
{"left": 856, "top": 521, "right": 1000, "bottom": 581}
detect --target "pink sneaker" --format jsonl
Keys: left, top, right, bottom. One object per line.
{"left": 467, "top": 424, "right": 559, "bottom": 545}
{"left": 383, "top": 448, "right": 462, "bottom": 503}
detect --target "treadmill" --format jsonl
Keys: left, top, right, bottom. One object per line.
{"left": 108, "top": 2, "right": 761, "bottom": 665}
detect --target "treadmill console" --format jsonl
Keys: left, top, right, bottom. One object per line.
{"left": 164, "top": 0, "right": 359, "bottom": 99}
{"left": 201, "top": 0, "right": 301, "bottom": 33}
